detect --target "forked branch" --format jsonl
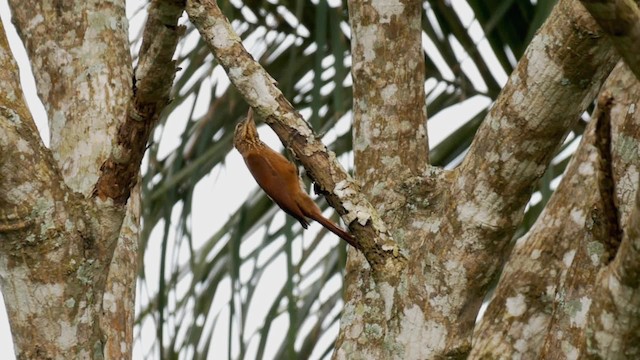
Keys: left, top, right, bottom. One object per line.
{"left": 93, "top": 0, "right": 185, "bottom": 205}
{"left": 185, "top": 0, "right": 406, "bottom": 275}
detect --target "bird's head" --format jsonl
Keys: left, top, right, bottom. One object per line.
{"left": 234, "top": 108, "right": 261, "bottom": 153}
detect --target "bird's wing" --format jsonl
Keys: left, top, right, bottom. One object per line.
{"left": 244, "top": 152, "right": 310, "bottom": 228}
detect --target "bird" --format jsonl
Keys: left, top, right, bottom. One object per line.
{"left": 234, "top": 108, "right": 357, "bottom": 249}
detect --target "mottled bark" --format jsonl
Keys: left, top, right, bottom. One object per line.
{"left": 349, "top": 0, "right": 429, "bottom": 193}
{"left": 180, "top": 0, "right": 639, "bottom": 358}
{"left": 94, "top": 0, "right": 185, "bottom": 206}
{"left": 0, "top": 1, "right": 183, "bottom": 358}
{"left": 333, "top": 0, "right": 619, "bottom": 358}
{"left": 580, "top": 0, "right": 640, "bottom": 81}
{"left": 335, "top": 0, "right": 433, "bottom": 358}
{"left": 0, "top": 41, "right": 123, "bottom": 358}
{"left": 186, "top": 0, "right": 406, "bottom": 275}
{"left": 471, "top": 60, "right": 640, "bottom": 359}
{"left": 585, "top": 61, "right": 640, "bottom": 359}
{"left": 8, "top": 0, "right": 132, "bottom": 196}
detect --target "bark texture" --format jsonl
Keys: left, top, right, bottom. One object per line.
{"left": 472, "top": 60, "right": 640, "bottom": 360}
{"left": 0, "top": 0, "right": 183, "bottom": 358}
{"left": 182, "top": 0, "right": 640, "bottom": 358}
{"left": 334, "top": 0, "right": 618, "bottom": 358}
{"left": 580, "top": 0, "right": 640, "bottom": 81}
{"left": 8, "top": 0, "right": 132, "bottom": 196}
{"left": 186, "top": 0, "right": 406, "bottom": 275}
{"left": 586, "top": 61, "right": 640, "bottom": 359}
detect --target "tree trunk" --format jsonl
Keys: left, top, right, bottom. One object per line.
{"left": 186, "top": 0, "right": 640, "bottom": 358}
{"left": 3, "top": 0, "right": 640, "bottom": 358}
{"left": 0, "top": 0, "right": 183, "bottom": 358}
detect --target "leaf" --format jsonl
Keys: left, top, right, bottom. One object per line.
{"left": 136, "top": 1, "right": 562, "bottom": 358}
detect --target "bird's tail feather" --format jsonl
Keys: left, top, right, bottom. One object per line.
{"left": 311, "top": 214, "right": 358, "bottom": 249}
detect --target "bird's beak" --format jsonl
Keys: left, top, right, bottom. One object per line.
{"left": 235, "top": 108, "right": 253, "bottom": 133}
{"left": 246, "top": 107, "right": 256, "bottom": 127}
{"left": 234, "top": 107, "right": 260, "bottom": 151}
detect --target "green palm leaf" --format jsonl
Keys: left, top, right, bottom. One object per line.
{"left": 136, "top": 1, "right": 563, "bottom": 358}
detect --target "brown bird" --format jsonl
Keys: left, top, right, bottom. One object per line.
{"left": 234, "top": 109, "right": 356, "bottom": 248}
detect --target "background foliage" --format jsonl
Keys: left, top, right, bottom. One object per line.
{"left": 134, "top": 1, "right": 570, "bottom": 358}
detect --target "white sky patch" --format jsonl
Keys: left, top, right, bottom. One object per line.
{"left": 1, "top": 0, "right": 49, "bottom": 146}
{"left": 427, "top": 95, "right": 491, "bottom": 147}
{"left": 422, "top": 32, "right": 454, "bottom": 80}
{"left": 506, "top": 294, "right": 527, "bottom": 317}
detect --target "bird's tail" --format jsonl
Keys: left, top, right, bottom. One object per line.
{"left": 311, "top": 214, "right": 358, "bottom": 249}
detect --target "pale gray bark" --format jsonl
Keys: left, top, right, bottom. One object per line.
{"left": 186, "top": 0, "right": 406, "bottom": 274}
{"left": 472, "top": 59, "right": 640, "bottom": 360}
{"left": 338, "top": 0, "right": 618, "bottom": 357}
{"left": 182, "top": 0, "right": 640, "bottom": 358}
{"left": 0, "top": 0, "right": 183, "bottom": 358}
{"left": 182, "top": 0, "right": 640, "bottom": 357}
{"left": 580, "top": 0, "right": 640, "bottom": 81}
{"left": 586, "top": 61, "right": 640, "bottom": 359}
{"left": 4, "top": 0, "right": 638, "bottom": 358}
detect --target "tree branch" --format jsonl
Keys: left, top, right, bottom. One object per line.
{"left": 348, "top": 0, "right": 429, "bottom": 193}
{"left": 457, "top": 0, "right": 619, "bottom": 220}
{"left": 0, "top": 20, "right": 123, "bottom": 358}
{"left": 92, "top": 1, "right": 186, "bottom": 347}
{"left": 0, "top": 21, "right": 60, "bottom": 228}
{"left": 185, "top": 0, "right": 405, "bottom": 275}
{"left": 472, "top": 60, "right": 640, "bottom": 359}
{"left": 580, "top": 0, "right": 640, "bottom": 81}
{"left": 585, "top": 62, "right": 640, "bottom": 358}
{"left": 586, "top": 181, "right": 640, "bottom": 357}
{"left": 452, "top": 0, "right": 618, "bottom": 247}
{"left": 8, "top": 0, "right": 133, "bottom": 196}
{"left": 407, "top": 1, "right": 621, "bottom": 352}
{"left": 93, "top": 0, "right": 185, "bottom": 205}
